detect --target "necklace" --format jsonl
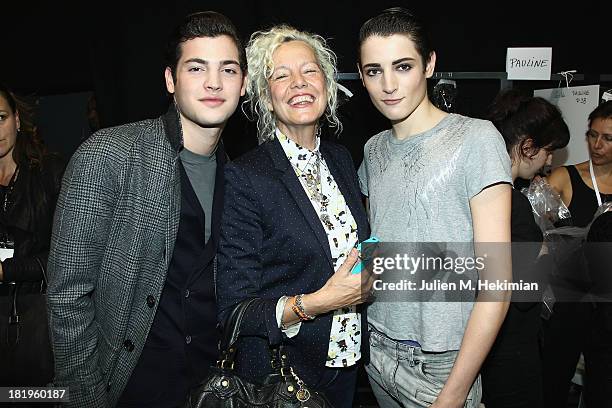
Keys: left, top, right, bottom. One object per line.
{"left": 2, "top": 165, "right": 19, "bottom": 214}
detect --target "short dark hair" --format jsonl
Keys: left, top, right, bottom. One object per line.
{"left": 588, "top": 100, "right": 612, "bottom": 126}
{"left": 487, "top": 89, "right": 570, "bottom": 158}
{"left": 358, "top": 7, "right": 433, "bottom": 69}
{"left": 165, "top": 11, "right": 246, "bottom": 81}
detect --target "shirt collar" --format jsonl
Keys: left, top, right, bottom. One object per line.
{"left": 276, "top": 128, "right": 321, "bottom": 173}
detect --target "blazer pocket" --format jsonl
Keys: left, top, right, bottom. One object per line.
{"left": 96, "top": 321, "right": 121, "bottom": 381}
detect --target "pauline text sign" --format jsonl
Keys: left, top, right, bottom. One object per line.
{"left": 506, "top": 47, "right": 552, "bottom": 80}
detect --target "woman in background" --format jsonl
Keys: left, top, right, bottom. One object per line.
{"left": 483, "top": 89, "right": 569, "bottom": 408}
{"left": 0, "top": 85, "right": 65, "bottom": 385}
{"left": 544, "top": 100, "right": 612, "bottom": 408}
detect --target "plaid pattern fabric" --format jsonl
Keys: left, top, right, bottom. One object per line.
{"left": 47, "top": 106, "right": 183, "bottom": 407}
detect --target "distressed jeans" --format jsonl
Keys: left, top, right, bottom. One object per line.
{"left": 365, "top": 328, "right": 482, "bottom": 408}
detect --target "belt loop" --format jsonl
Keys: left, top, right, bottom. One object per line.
{"left": 408, "top": 347, "right": 415, "bottom": 367}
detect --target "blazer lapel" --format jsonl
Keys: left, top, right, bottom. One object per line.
{"left": 265, "top": 139, "right": 333, "bottom": 268}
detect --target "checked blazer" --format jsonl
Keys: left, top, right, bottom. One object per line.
{"left": 47, "top": 104, "right": 198, "bottom": 407}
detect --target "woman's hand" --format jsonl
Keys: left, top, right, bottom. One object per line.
{"left": 304, "top": 248, "right": 374, "bottom": 315}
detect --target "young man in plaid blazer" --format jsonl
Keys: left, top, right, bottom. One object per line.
{"left": 47, "top": 12, "right": 246, "bottom": 407}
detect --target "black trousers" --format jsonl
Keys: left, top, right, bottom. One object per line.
{"left": 316, "top": 365, "right": 358, "bottom": 408}
{"left": 482, "top": 340, "right": 543, "bottom": 408}
{"left": 118, "top": 335, "right": 217, "bottom": 408}
{"left": 0, "top": 291, "right": 54, "bottom": 387}
{"left": 541, "top": 302, "right": 612, "bottom": 408}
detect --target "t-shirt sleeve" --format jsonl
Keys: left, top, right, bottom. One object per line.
{"left": 357, "top": 159, "right": 369, "bottom": 196}
{"left": 464, "top": 120, "right": 512, "bottom": 199}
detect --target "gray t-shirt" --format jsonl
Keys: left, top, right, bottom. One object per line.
{"left": 358, "top": 113, "right": 511, "bottom": 351}
{"left": 180, "top": 147, "right": 217, "bottom": 242}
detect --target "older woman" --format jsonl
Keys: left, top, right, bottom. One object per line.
{"left": 216, "top": 25, "right": 370, "bottom": 407}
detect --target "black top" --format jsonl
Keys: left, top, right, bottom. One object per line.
{"left": 566, "top": 165, "right": 612, "bottom": 227}
{"left": 0, "top": 156, "right": 65, "bottom": 284}
{"left": 511, "top": 188, "right": 544, "bottom": 244}
{"left": 488, "top": 189, "right": 544, "bottom": 353}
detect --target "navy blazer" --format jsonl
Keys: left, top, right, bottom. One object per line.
{"left": 216, "top": 137, "right": 369, "bottom": 387}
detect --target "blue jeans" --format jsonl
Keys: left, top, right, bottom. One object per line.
{"left": 365, "top": 328, "right": 482, "bottom": 408}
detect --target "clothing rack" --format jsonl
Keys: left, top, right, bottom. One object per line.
{"left": 336, "top": 72, "right": 589, "bottom": 92}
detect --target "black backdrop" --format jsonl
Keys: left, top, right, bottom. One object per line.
{"left": 4, "top": 0, "right": 610, "bottom": 161}
{"left": 2, "top": 3, "right": 608, "bottom": 403}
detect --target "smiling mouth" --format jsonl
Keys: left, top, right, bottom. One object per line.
{"left": 288, "top": 94, "right": 315, "bottom": 106}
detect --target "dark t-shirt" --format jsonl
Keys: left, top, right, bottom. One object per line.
{"left": 489, "top": 188, "right": 544, "bottom": 352}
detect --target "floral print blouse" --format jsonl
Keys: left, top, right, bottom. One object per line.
{"left": 277, "top": 130, "right": 361, "bottom": 368}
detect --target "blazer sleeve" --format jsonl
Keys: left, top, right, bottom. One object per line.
{"left": 46, "top": 139, "right": 117, "bottom": 408}
{"left": 216, "top": 164, "right": 281, "bottom": 343}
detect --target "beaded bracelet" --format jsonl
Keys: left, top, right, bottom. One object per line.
{"left": 291, "top": 294, "right": 315, "bottom": 321}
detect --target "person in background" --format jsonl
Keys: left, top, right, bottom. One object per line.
{"left": 543, "top": 100, "right": 612, "bottom": 408}
{"left": 483, "top": 90, "right": 569, "bottom": 408}
{"left": 548, "top": 100, "right": 612, "bottom": 224}
{"left": 0, "top": 85, "right": 64, "bottom": 386}
{"left": 47, "top": 12, "right": 246, "bottom": 407}
{"left": 216, "top": 25, "right": 371, "bottom": 408}
{"left": 357, "top": 8, "right": 512, "bottom": 407}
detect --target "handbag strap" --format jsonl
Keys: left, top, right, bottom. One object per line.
{"left": 218, "top": 298, "right": 287, "bottom": 372}
{"left": 217, "top": 299, "right": 316, "bottom": 403}
{"left": 218, "top": 298, "right": 260, "bottom": 368}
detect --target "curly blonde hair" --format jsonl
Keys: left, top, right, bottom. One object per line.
{"left": 245, "top": 25, "right": 342, "bottom": 144}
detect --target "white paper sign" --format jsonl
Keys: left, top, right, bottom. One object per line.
{"left": 0, "top": 248, "right": 14, "bottom": 261}
{"left": 534, "top": 85, "right": 600, "bottom": 166}
{"left": 506, "top": 48, "right": 552, "bottom": 80}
